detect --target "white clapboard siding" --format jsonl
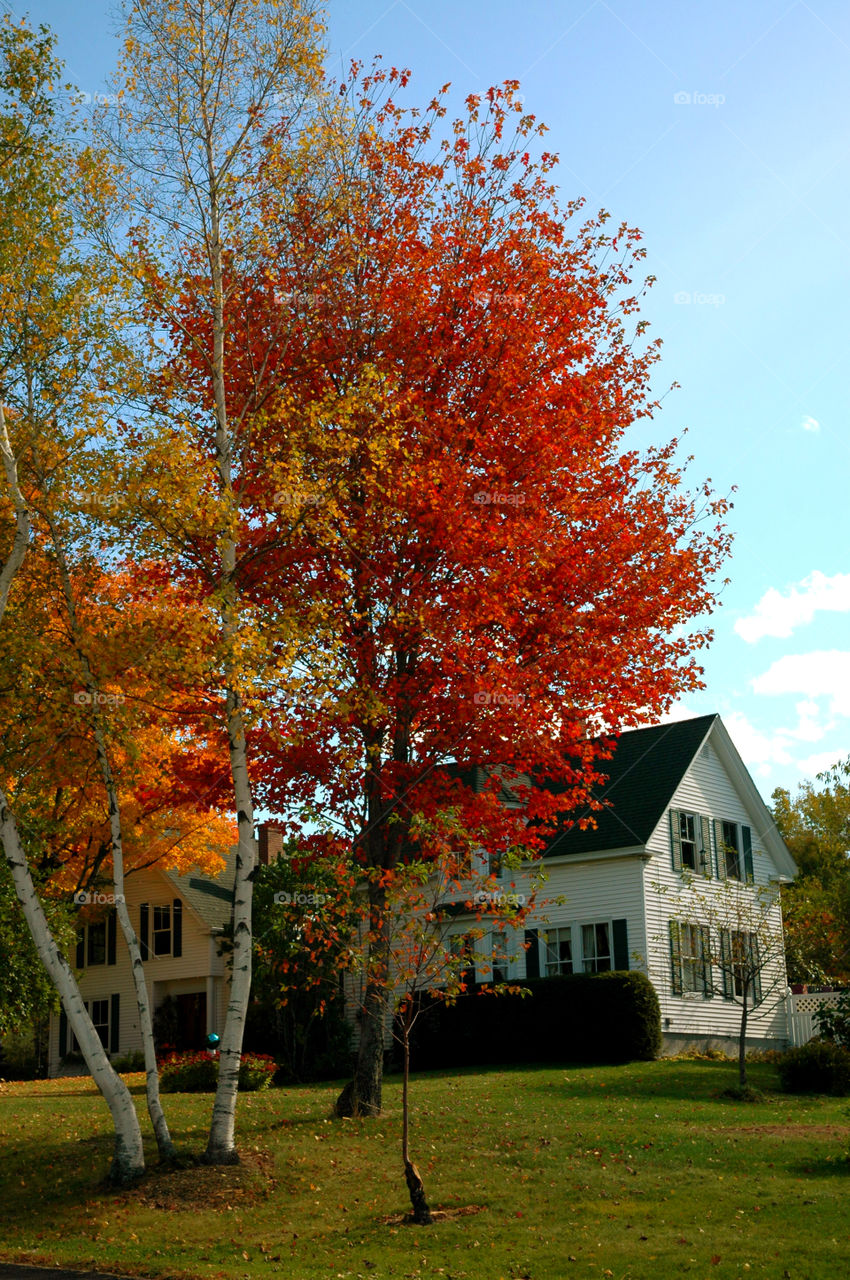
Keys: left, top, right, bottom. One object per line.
{"left": 643, "top": 738, "right": 789, "bottom": 1045}
{"left": 48, "top": 864, "right": 230, "bottom": 1075}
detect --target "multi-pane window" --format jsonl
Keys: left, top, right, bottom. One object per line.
{"left": 721, "top": 929, "right": 762, "bottom": 1003}
{"left": 87, "top": 921, "right": 106, "bottom": 966}
{"left": 721, "top": 821, "right": 741, "bottom": 879}
{"left": 679, "top": 813, "right": 698, "bottom": 870}
{"left": 153, "top": 905, "right": 172, "bottom": 956}
{"left": 91, "top": 999, "right": 110, "bottom": 1050}
{"left": 670, "top": 809, "right": 711, "bottom": 876}
{"left": 544, "top": 927, "right": 574, "bottom": 976}
{"left": 669, "top": 921, "right": 712, "bottom": 996}
{"left": 713, "top": 820, "right": 755, "bottom": 882}
{"left": 490, "top": 933, "right": 508, "bottom": 983}
{"left": 581, "top": 922, "right": 612, "bottom": 974}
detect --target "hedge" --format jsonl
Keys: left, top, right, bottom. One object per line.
{"left": 405, "top": 971, "right": 661, "bottom": 1069}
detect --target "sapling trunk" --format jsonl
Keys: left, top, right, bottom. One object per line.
{"left": 401, "top": 1001, "right": 432, "bottom": 1225}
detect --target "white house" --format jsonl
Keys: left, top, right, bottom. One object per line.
{"left": 434, "top": 713, "right": 798, "bottom": 1053}
{"left": 48, "top": 855, "right": 236, "bottom": 1076}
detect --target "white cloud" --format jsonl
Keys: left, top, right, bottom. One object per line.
{"left": 751, "top": 650, "right": 850, "bottom": 717}
{"left": 658, "top": 702, "right": 702, "bottom": 724}
{"left": 735, "top": 571, "right": 850, "bottom": 643}
{"left": 792, "top": 750, "right": 844, "bottom": 783}
{"left": 723, "top": 710, "right": 794, "bottom": 768}
{"left": 802, "top": 415, "right": 820, "bottom": 433}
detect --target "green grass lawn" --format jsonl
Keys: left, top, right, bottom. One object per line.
{"left": 1, "top": 1059, "right": 849, "bottom": 1280}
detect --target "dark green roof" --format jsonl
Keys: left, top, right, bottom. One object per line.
{"left": 544, "top": 714, "right": 718, "bottom": 857}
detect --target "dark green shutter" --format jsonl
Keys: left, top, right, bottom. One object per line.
{"left": 742, "top": 826, "right": 754, "bottom": 883}
{"left": 173, "top": 899, "right": 183, "bottom": 957}
{"left": 699, "top": 815, "right": 712, "bottom": 877}
{"left": 670, "top": 810, "right": 682, "bottom": 871}
{"left": 752, "top": 935, "right": 762, "bottom": 1003}
{"left": 59, "top": 1009, "right": 68, "bottom": 1057}
{"left": 110, "top": 994, "right": 120, "bottom": 1054}
{"left": 720, "top": 929, "right": 733, "bottom": 998}
{"left": 700, "top": 925, "right": 713, "bottom": 997}
{"left": 107, "top": 910, "right": 117, "bottom": 965}
{"left": 524, "top": 928, "right": 540, "bottom": 978}
{"left": 714, "top": 820, "right": 727, "bottom": 879}
{"left": 140, "top": 903, "right": 149, "bottom": 959}
{"left": 75, "top": 931, "right": 85, "bottom": 968}
{"left": 613, "top": 918, "right": 629, "bottom": 970}
{"left": 669, "top": 920, "right": 683, "bottom": 994}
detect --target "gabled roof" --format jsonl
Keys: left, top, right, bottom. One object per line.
{"left": 545, "top": 714, "right": 719, "bottom": 857}
{"left": 543, "top": 713, "right": 797, "bottom": 879}
{"left": 164, "top": 851, "right": 236, "bottom": 931}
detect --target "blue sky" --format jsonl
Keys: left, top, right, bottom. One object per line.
{"left": 16, "top": 0, "right": 850, "bottom": 801}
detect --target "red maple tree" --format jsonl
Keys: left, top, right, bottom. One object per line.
{"left": 161, "top": 68, "right": 733, "bottom": 1116}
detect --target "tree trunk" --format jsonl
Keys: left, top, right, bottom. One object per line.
{"left": 45, "top": 511, "right": 175, "bottom": 1161}
{"left": 203, "top": 692, "right": 255, "bottom": 1164}
{"left": 738, "top": 990, "right": 749, "bottom": 1088}
{"left": 1, "top": 791, "right": 145, "bottom": 1186}
{"left": 0, "top": 402, "right": 29, "bottom": 619}
{"left": 336, "top": 882, "right": 388, "bottom": 1117}
{"left": 401, "top": 1004, "right": 432, "bottom": 1225}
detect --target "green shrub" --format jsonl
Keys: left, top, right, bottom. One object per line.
{"left": 406, "top": 970, "right": 662, "bottom": 1069}
{"left": 777, "top": 1039, "right": 850, "bottom": 1096}
{"left": 159, "top": 1050, "right": 277, "bottom": 1093}
{"left": 112, "top": 1050, "right": 146, "bottom": 1073}
{"left": 814, "top": 990, "right": 850, "bottom": 1049}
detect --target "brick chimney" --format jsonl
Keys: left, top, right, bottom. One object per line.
{"left": 257, "top": 824, "right": 284, "bottom": 866}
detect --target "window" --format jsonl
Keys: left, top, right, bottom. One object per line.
{"left": 544, "top": 926, "right": 574, "bottom": 976}
{"left": 450, "top": 933, "right": 476, "bottom": 988}
{"left": 75, "top": 911, "right": 117, "bottom": 969}
{"left": 714, "top": 820, "right": 754, "bottom": 883}
{"left": 140, "top": 900, "right": 183, "bottom": 959}
{"left": 720, "top": 929, "right": 762, "bottom": 1003}
{"left": 490, "top": 933, "right": 508, "bottom": 983}
{"left": 153, "top": 905, "right": 172, "bottom": 956}
{"left": 91, "top": 998, "right": 110, "bottom": 1049}
{"left": 87, "top": 921, "right": 106, "bottom": 966}
{"left": 669, "top": 920, "right": 712, "bottom": 996}
{"left": 581, "top": 922, "right": 611, "bottom": 973}
{"left": 670, "top": 809, "right": 712, "bottom": 876}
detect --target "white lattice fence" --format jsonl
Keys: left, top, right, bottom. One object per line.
{"left": 786, "top": 990, "right": 846, "bottom": 1047}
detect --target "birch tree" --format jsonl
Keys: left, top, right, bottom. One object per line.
{"left": 0, "top": 14, "right": 148, "bottom": 1185}
{"left": 85, "top": 0, "right": 327, "bottom": 1164}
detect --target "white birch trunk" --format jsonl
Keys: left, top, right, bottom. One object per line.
{"left": 0, "top": 402, "right": 29, "bottom": 618}
{"left": 44, "top": 512, "right": 175, "bottom": 1160}
{"left": 200, "top": 91, "right": 256, "bottom": 1165}
{"left": 0, "top": 790, "right": 146, "bottom": 1185}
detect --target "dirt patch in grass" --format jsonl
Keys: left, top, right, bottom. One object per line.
{"left": 122, "top": 1149, "right": 276, "bottom": 1211}
{"left": 736, "top": 1123, "right": 850, "bottom": 1141}
{"left": 380, "top": 1205, "right": 487, "bottom": 1226}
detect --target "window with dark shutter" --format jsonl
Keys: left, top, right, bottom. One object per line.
{"left": 612, "top": 918, "right": 629, "bottom": 970}
{"left": 140, "top": 903, "right": 150, "bottom": 959}
{"left": 669, "top": 920, "right": 683, "bottom": 995}
{"left": 524, "top": 928, "right": 540, "bottom": 979}
{"left": 107, "top": 910, "right": 117, "bottom": 965}
{"left": 173, "top": 899, "right": 183, "bottom": 958}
